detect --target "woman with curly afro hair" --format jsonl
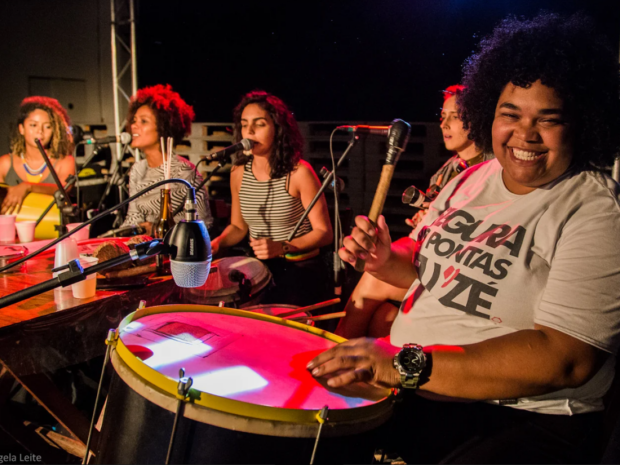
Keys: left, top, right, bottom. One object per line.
{"left": 121, "top": 84, "right": 212, "bottom": 233}
{"left": 308, "top": 13, "right": 620, "bottom": 463}
{"left": 211, "top": 90, "right": 332, "bottom": 306}
{"left": 0, "top": 96, "right": 75, "bottom": 214}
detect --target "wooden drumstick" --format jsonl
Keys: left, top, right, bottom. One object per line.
{"left": 288, "top": 311, "right": 346, "bottom": 322}
{"left": 354, "top": 119, "right": 411, "bottom": 272}
{"left": 276, "top": 298, "right": 341, "bottom": 319}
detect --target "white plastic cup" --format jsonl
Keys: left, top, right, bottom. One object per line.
{"left": 0, "top": 215, "right": 16, "bottom": 243}
{"left": 66, "top": 223, "right": 91, "bottom": 242}
{"left": 15, "top": 221, "right": 36, "bottom": 243}
{"left": 53, "top": 236, "right": 79, "bottom": 279}
{"left": 72, "top": 255, "right": 99, "bottom": 299}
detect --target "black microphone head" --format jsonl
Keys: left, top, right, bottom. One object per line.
{"left": 387, "top": 119, "right": 411, "bottom": 149}
{"left": 240, "top": 139, "right": 254, "bottom": 151}
{"left": 164, "top": 220, "right": 212, "bottom": 288}
{"left": 386, "top": 119, "right": 411, "bottom": 165}
{"left": 70, "top": 125, "right": 86, "bottom": 143}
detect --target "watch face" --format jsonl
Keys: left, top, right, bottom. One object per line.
{"left": 399, "top": 347, "right": 425, "bottom": 372}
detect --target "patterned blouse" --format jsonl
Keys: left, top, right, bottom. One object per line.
{"left": 121, "top": 155, "right": 212, "bottom": 228}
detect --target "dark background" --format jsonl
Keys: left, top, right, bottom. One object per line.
{"left": 136, "top": 0, "right": 620, "bottom": 123}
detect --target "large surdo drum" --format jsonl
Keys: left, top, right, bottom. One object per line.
{"left": 96, "top": 305, "right": 394, "bottom": 464}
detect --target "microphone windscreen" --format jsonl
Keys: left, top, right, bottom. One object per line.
{"left": 120, "top": 132, "right": 132, "bottom": 144}
{"left": 170, "top": 259, "right": 211, "bottom": 288}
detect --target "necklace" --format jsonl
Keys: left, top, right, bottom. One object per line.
{"left": 20, "top": 153, "right": 47, "bottom": 176}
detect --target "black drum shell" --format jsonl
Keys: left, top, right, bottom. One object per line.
{"left": 95, "top": 367, "right": 384, "bottom": 464}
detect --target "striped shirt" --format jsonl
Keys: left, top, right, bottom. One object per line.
{"left": 239, "top": 159, "right": 312, "bottom": 241}
{"left": 121, "top": 155, "right": 212, "bottom": 228}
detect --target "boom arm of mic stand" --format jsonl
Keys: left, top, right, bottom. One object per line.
{"left": 0, "top": 178, "right": 194, "bottom": 273}
{"left": 34, "top": 139, "right": 72, "bottom": 208}
{"left": 0, "top": 240, "right": 165, "bottom": 309}
{"left": 286, "top": 135, "right": 358, "bottom": 242}
{"left": 171, "top": 159, "right": 225, "bottom": 218}
{"left": 34, "top": 138, "right": 80, "bottom": 232}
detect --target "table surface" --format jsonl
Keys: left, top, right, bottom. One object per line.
{"left": 0, "top": 238, "right": 183, "bottom": 376}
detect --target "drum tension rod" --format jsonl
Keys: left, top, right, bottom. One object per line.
{"left": 166, "top": 368, "right": 194, "bottom": 465}
{"left": 310, "top": 405, "right": 329, "bottom": 465}
{"left": 82, "top": 329, "right": 118, "bottom": 465}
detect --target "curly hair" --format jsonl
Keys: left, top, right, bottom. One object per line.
{"left": 232, "top": 90, "right": 304, "bottom": 179}
{"left": 126, "top": 84, "right": 195, "bottom": 146}
{"left": 459, "top": 12, "right": 620, "bottom": 168}
{"left": 10, "top": 96, "right": 74, "bottom": 159}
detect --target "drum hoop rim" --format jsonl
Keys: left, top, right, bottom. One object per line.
{"left": 114, "top": 304, "right": 393, "bottom": 424}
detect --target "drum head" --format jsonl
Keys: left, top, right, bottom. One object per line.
{"left": 184, "top": 257, "right": 271, "bottom": 305}
{"left": 113, "top": 305, "right": 393, "bottom": 437}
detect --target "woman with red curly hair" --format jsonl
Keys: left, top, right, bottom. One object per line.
{"left": 0, "top": 96, "right": 75, "bottom": 214}
{"left": 211, "top": 90, "right": 332, "bottom": 306}
{"left": 121, "top": 84, "right": 212, "bottom": 233}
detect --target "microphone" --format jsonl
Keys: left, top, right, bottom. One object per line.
{"left": 338, "top": 125, "right": 390, "bottom": 136}
{"left": 204, "top": 139, "right": 254, "bottom": 162}
{"left": 84, "top": 132, "right": 132, "bottom": 145}
{"left": 163, "top": 188, "right": 212, "bottom": 288}
{"left": 319, "top": 167, "right": 345, "bottom": 193}
{"left": 402, "top": 184, "right": 440, "bottom": 209}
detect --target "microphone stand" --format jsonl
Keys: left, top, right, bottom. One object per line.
{"left": 35, "top": 142, "right": 102, "bottom": 227}
{"left": 97, "top": 144, "right": 130, "bottom": 228}
{"left": 35, "top": 175, "right": 77, "bottom": 228}
{"left": 0, "top": 240, "right": 165, "bottom": 309}
{"left": 287, "top": 133, "right": 359, "bottom": 296}
{"left": 34, "top": 139, "right": 80, "bottom": 233}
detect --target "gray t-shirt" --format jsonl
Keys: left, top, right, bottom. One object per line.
{"left": 394, "top": 158, "right": 620, "bottom": 414}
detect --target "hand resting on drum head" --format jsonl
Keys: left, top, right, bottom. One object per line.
{"left": 308, "top": 337, "right": 401, "bottom": 395}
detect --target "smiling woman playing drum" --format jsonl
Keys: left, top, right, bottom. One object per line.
{"left": 309, "top": 13, "right": 620, "bottom": 464}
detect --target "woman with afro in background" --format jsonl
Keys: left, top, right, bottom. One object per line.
{"left": 121, "top": 84, "right": 212, "bottom": 234}
{"left": 211, "top": 90, "right": 333, "bottom": 306}
{"left": 0, "top": 96, "right": 75, "bottom": 214}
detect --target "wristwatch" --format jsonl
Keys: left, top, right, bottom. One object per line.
{"left": 393, "top": 343, "right": 427, "bottom": 389}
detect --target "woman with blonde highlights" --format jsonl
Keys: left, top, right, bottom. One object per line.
{"left": 0, "top": 96, "right": 75, "bottom": 214}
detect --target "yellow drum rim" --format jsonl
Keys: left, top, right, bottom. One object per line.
{"left": 115, "top": 304, "right": 393, "bottom": 425}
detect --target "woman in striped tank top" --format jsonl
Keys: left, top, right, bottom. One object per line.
{"left": 211, "top": 91, "right": 333, "bottom": 306}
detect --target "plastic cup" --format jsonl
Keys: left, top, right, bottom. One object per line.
{"left": 66, "top": 223, "right": 91, "bottom": 242}
{"left": 53, "top": 237, "right": 79, "bottom": 279}
{"left": 0, "top": 215, "right": 16, "bottom": 243}
{"left": 72, "top": 255, "right": 99, "bottom": 299}
{"left": 15, "top": 221, "right": 36, "bottom": 243}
